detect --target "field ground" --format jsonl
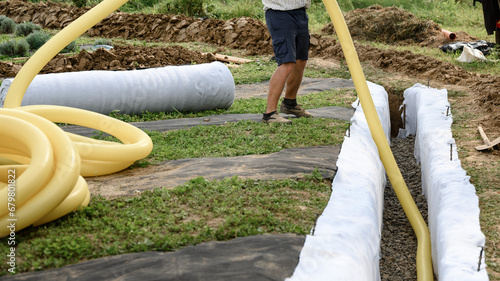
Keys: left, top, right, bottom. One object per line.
{"left": 0, "top": 0, "right": 498, "bottom": 279}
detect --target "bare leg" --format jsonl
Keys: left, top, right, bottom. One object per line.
{"left": 265, "top": 62, "right": 295, "bottom": 114}
{"left": 284, "top": 59, "right": 307, "bottom": 99}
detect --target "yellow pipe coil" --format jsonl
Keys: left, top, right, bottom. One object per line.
{"left": 0, "top": 0, "right": 153, "bottom": 237}
{"left": 321, "top": 0, "right": 433, "bottom": 280}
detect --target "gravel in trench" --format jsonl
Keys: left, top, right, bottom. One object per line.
{"left": 379, "top": 135, "right": 430, "bottom": 280}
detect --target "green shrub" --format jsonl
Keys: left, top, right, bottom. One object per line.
{"left": 72, "top": 0, "right": 87, "bottom": 8}
{"left": 0, "top": 39, "right": 29, "bottom": 57}
{"left": 205, "top": 0, "right": 262, "bottom": 19}
{"left": 0, "top": 40, "right": 15, "bottom": 57}
{"left": 121, "top": 0, "right": 160, "bottom": 12}
{"left": 61, "top": 40, "right": 79, "bottom": 53}
{"left": 159, "top": 0, "right": 206, "bottom": 17}
{"left": 26, "top": 30, "right": 51, "bottom": 50}
{"left": 0, "top": 16, "right": 16, "bottom": 34}
{"left": 93, "top": 38, "right": 113, "bottom": 46}
{"left": 24, "top": 29, "right": 78, "bottom": 53}
{"left": 15, "top": 21, "right": 42, "bottom": 37}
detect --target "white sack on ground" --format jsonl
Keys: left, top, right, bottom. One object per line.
{"left": 286, "top": 81, "right": 390, "bottom": 281}
{"left": 0, "top": 62, "right": 235, "bottom": 115}
{"left": 456, "top": 45, "right": 488, "bottom": 62}
{"left": 402, "top": 83, "right": 488, "bottom": 281}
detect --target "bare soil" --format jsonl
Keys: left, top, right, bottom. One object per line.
{"left": 0, "top": 44, "right": 216, "bottom": 75}
{"left": 321, "top": 5, "right": 479, "bottom": 47}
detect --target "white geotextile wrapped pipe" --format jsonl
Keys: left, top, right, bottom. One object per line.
{"left": 287, "top": 81, "right": 390, "bottom": 281}
{"left": 401, "top": 83, "right": 488, "bottom": 281}
{"left": 0, "top": 61, "right": 235, "bottom": 115}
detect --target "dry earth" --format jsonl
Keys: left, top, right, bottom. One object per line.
{"left": 0, "top": 1, "right": 498, "bottom": 279}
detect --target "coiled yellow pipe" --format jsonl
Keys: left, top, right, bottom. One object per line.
{"left": 321, "top": 0, "right": 433, "bottom": 280}
{"left": 0, "top": 0, "right": 153, "bottom": 237}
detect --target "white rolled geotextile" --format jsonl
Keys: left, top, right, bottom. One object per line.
{"left": 286, "top": 81, "right": 390, "bottom": 281}
{"left": 401, "top": 84, "right": 488, "bottom": 280}
{"left": 0, "top": 62, "right": 235, "bottom": 115}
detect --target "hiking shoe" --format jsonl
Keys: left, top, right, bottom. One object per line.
{"left": 262, "top": 112, "right": 292, "bottom": 124}
{"left": 280, "top": 102, "right": 313, "bottom": 118}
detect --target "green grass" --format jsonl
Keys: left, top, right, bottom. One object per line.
{"left": 479, "top": 193, "right": 500, "bottom": 277}
{"left": 230, "top": 59, "right": 351, "bottom": 85}
{"left": 143, "top": 118, "right": 347, "bottom": 163}
{"left": 0, "top": 174, "right": 331, "bottom": 274}
{"left": 108, "top": 88, "right": 356, "bottom": 122}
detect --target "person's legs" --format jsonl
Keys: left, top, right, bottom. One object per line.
{"left": 284, "top": 59, "right": 307, "bottom": 100}
{"left": 278, "top": 8, "right": 312, "bottom": 118}
{"left": 265, "top": 62, "right": 295, "bottom": 114}
{"left": 263, "top": 8, "right": 311, "bottom": 122}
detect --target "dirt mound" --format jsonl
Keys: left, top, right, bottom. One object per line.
{"left": 0, "top": 0, "right": 272, "bottom": 55}
{"left": 0, "top": 0, "right": 89, "bottom": 29}
{"left": 321, "top": 5, "right": 478, "bottom": 47}
{"left": 88, "top": 14, "right": 272, "bottom": 55}
{"left": 0, "top": 1, "right": 479, "bottom": 52}
{"left": 309, "top": 33, "right": 500, "bottom": 127}
{"left": 0, "top": 44, "right": 216, "bottom": 76}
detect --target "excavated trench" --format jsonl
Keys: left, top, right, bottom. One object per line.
{"left": 379, "top": 135, "right": 427, "bottom": 280}
{"left": 379, "top": 94, "right": 430, "bottom": 280}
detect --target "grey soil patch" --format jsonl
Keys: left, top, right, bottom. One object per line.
{"left": 235, "top": 77, "right": 354, "bottom": 99}
{"left": 86, "top": 145, "right": 340, "bottom": 199}
{"left": 62, "top": 105, "right": 354, "bottom": 137}
{"left": 60, "top": 77, "right": 354, "bottom": 137}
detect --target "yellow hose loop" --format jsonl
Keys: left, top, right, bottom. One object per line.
{"left": 0, "top": 165, "right": 27, "bottom": 183}
{"left": 0, "top": 105, "right": 152, "bottom": 236}
{"left": 33, "top": 176, "right": 90, "bottom": 226}
{"left": 321, "top": 0, "right": 433, "bottom": 280}
{"left": 0, "top": 109, "right": 81, "bottom": 237}
{"left": 0, "top": 114, "right": 54, "bottom": 211}
{"left": 80, "top": 160, "right": 135, "bottom": 178}
{"left": 19, "top": 105, "right": 152, "bottom": 162}
{"left": 0, "top": 0, "right": 153, "bottom": 236}
{"left": 17, "top": 105, "right": 153, "bottom": 177}
{"left": 0, "top": 0, "right": 154, "bottom": 236}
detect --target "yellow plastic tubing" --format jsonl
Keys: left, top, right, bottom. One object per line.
{"left": 0, "top": 0, "right": 153, "bottom": 237}
{"left": 321, "top": 0, "right": 433, "bottom": 280}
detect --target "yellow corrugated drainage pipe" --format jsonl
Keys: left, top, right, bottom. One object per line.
{"left": 321, "top": 0, "right": 434, "bottom": 280}
{"left": 0, "top": 0, "right": 153, "bottom": 237}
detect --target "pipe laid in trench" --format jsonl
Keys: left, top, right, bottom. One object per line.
{"left": 321, "top": 0, "right": 433, "bottom": 280}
